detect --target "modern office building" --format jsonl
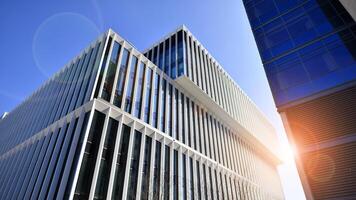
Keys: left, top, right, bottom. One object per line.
{"left": 243, "top": 0, "right": 356, "bottom": 199}
{"left": 0, "top": 26, "right": 284, "bottom": 200}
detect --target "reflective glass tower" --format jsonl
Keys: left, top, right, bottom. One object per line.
{"left": 0, "top": 27, "right": 284, "bottom": 199}
{"left": 243, "top": 0, "right": 356, "bottom": 199}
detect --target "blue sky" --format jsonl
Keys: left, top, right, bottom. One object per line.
{"left": 0, "top": 0, "right": 305, "bottom": 199}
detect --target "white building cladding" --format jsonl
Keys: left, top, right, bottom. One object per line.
{"left": 0, "top": 27, "right": 284, "bottom": 200}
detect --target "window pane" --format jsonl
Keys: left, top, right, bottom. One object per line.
{"left": 182, "top": 154, "right": 187, "bottom": 200}
{"left": 94, "top": 118, "right": 119, "bottom": 199}
{"left": 140, "top": 136, "right": 152, "bottom": 200}
{"left": 144, "top": 68, "right": 153, "bottom": 123}
{"left": 125, "top": 56, "right": 138, "bottom": 113}
{"left": 152, "top": 73, "right": 160, "bottom": 128}
{"left": 112, "top": 124, "right": 131, "bottom": 199}
{"left": 134, "top": 62, "right": 145, "bottom": 118}
{"left": 74, "top": 111, "right": 105, "bottom": 199}
{"left": 113, "top": 49, "right": 130, "bottom": 107}
{"left": 196, "top": 161, "right": 201, "bottom": 200}
{"left": 102, "top": 42, "right": 121, "bottom": 101}
{"left": 163, "top": 145, "right": 170, "bottom": 200}
{"left": 127, "top": 130, "right": 142, "bottom": 199}
{"left": 164, "top": 39, "right": 170, "bottom": 75}
{"left": 189, "top": 157, "right": 194, "bottom": 200}
{"left": 177, "top": 30, "right": 184, "bottom": 76}
{"left": 167, "top": 84, "right": 172, "bottom": 136}
{"left": 160, "top": 79, "right": 166, "bottom": 132}
{"left": 171, "top": 35, "right": 177, "bottom": 78}
{"left": 153, "top": 141, "right": 162, "bottom": 199}
{"left": 173, "top": 150, "right": 178, "bottom": 200}
{"left": 158, "top": 43, "right": 164, "bottom": 70}
{"left": 152, "top": 46, "right": 158, "bottom": 65}
{"left": 95, "top": 38, "right": 112, "bottom": 98}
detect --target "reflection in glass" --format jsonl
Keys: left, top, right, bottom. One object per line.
{"left": 125, "top": 56, "right": 138, "bottom": 113}
{"left": 113, "top": 49, "right": 130, "bottom": 107}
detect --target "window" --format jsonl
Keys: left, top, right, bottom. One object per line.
{"left": 193, "top": 42, "right": 200, "bottom": 86}
{"left": 134, "top": 62, "right": 145, "bottom": 118}
{"left": 202, "top": 164, "right": 208, "bottom": 200}
{"left": 147, "top": 49, "right": 152, "bottom": 61}
{"left": 144, "top": 68, "right": 153, "bottom": 123}
{"left": 197, "top": 45, "right": 204, "bottom": 91}
{"left": 177, "top": 30, "right": 184, "bottom": 76}
{"left": 153, "top": 141, "right": 161, "bottom": 199}
{"left": 214, "top": 170, "right": 219, "bottom": 199}
{"left": 127, "top": 130, "right": 142, "bottom": 199}
{"left": 160, "top": 79, "right": 166, "bottom": 132}
{"left": 94, "top": 38, "right": 112, "bottom": 98}
{"left": 125, "top": 56, "right": 138, "bottom": 113}
{"left": 220, "top": 172, "right": 225, "bottom": 199}
{"left": 153, "top": 46, "right": 158, "bottom": 65}
{"left": 168, "top": 84, "right": 173, "bottom": 136}
{"left": 164, "top": 39, "right": 170, "bottom": 75}
{"left": 186, "top": 97, "right": 191, "bottom": 147}
{"left": 208, "top": 167, "right": 214, "bottom": 200}
{"left": 164, "top": 145, "right": 170, "bottom": 200}
{"left": 182, "top": 154, "right": 187, "bottom": 200}
{"left": 196, "top": 161, "right": 201, "bottom": 200}
{"left": 189, "top": 36, "right": 195, "bottom": 82}
{"left": 152, "top": 73, "right": 160, "bottom": 128}
{"left": 191, "top": 102, "right": 197, "bottom": 150}
{"left": 196, "top": 105, "right": 203, "bottom": 153}
{"left": 189, "top": 157, "right": 194, "bottom": 200}
{"left": 173, "top": 150, "right": 178, "bottom": 200}
{"left": 181, "top": 93, "right": 185, "bottom": 143}
{"left": 140, "top": 136, "right": 152, "bottom": 200}
{"left": 74, "top": 111, "right": 105, "bottom": 199}
{"left": 158, "top": 43, "right": 164, "bottom": 70}
{"left": 94, "top": 118, "right": 119, "bottom": 199}
{"left": 171, "top": 34, "right": 177, "bottom": 78}
{"left": 113, "top": 49, "right": 130, "bottom": 107}
{"left": 175, "top": 89, "right": 179, "bottom": 140}
{"left": 101, "top": 42, "right": 121, "bottom": 101}
{"left": 184, "top": 31, "right": 189, "bottom": 77}
{"left": 112, "top": 124, "right": 131, "bottom": 199}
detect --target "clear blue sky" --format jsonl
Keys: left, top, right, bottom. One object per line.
{"left": 0, "top": 0, "right": 305, "bottom": 199}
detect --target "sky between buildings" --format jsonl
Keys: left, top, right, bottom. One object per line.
{"left": 0, "top": 0, "right": 305, "bottom": 199}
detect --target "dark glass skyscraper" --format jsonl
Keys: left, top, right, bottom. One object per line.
{"left": 243, "top": 0, "right": 356, "bottom": 199}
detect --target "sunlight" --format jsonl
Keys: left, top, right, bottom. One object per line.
{"left": 280, "top": 142, "right": 297, "bottom": 164}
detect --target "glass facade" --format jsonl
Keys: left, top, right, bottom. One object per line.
{"left": 0, "top": 28, "right": 283, "bottom": 200}
{"left": 243, "top": 0, "right": 356, "bottom": 106}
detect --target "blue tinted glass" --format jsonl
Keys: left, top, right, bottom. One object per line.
{"left": 101, "top": 42, "right": 121, "bottom": 101}
{"left": 167, "top": 84, "right": 172, "bottom": 136}
{"left": 177, "top": 30, "right": 184, "bottom": 76}
{"left": 152, "top": 73, "right": 160, "bottom": 128}
{"left": 144, "top": 68, "right": 153, "bottom": 123}
{"left": 153, "top": 46, "right": 158, "bottom": 65}
{"left": 134, "top": 62, "right": 145, "bottom": 118}
{"left": 158, "top": 43, "right": 164, "bottom": 70}
{"left": 124, "top": 56, "right": 138, "bottom": 112}
{"left": 274, "top": 64, "right": 309, "bottom": 90}
{"left": 160, "top": 79, "right": 166, "bottom": 132}
{"left": 255, "top": 0, "right": 278, "bottom": 24}
{"left": 171, "top": 35, "right": 177, "bottom": 78}
{"left": 164, "top": 39, "right": 170, "bottom": 75}
{"left": 113, "top": 49, "right": 129, "bottom": 107}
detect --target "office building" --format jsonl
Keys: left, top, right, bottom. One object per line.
{"left": 243, "top": 0, "right": 356, "bottom": 199}
{"left": 0, "top": 26, "right": 284, "bottom": 199}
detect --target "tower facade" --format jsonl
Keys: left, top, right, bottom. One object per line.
{"left": 243, "top": 0, "right": 356, "bottom": 199}
{"left": 0, "top": 27, "right": 283, "bottom": 199}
